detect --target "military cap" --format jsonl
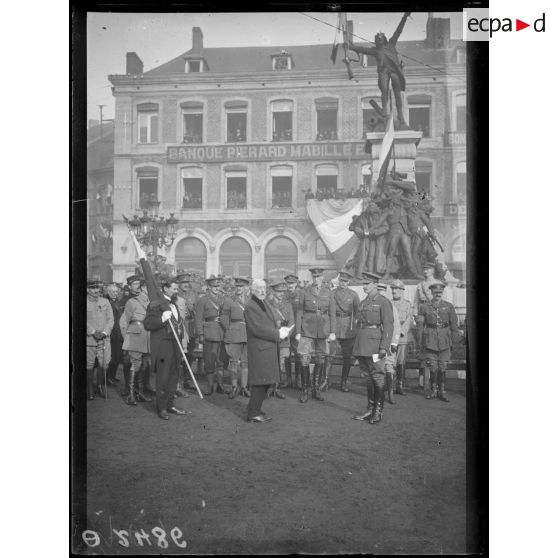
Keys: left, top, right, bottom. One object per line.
{"left": 126, "top": 274, "right": 143, "bottom": 285}
{"left": 309, "top": 267, "right": 324, "bottom": 276}
{"left": 361, "top": 271, "right": 382, "bottom": 283}
{"left": 376, "top": 282, "right": 389, "bottom": 291}
{"left": 423, "top": 261, "right": 437, "bottom": 269}
{"left": 284, "top": 274, "right": 299, "bottom": 283}
{"left": 429, "top": 281, "right": 446, "bottom": 293}
{"left": 338, "top": 271, "right": 353, "bottom": 281}
{"left": 175, "top": 273, "right": 191, "bottom": 283}
{"left": 390, "top": 279, "right": 406, "bottom": 290}
{"left": 270, "top": 279, "right": 288, "bottom": 291}
{"left": 206, "top": 274, "right": 222, "bottom": 286}
{"left": 87, "top": 279, "right": 102, "bottom": 288}
{"left": 234, "top": 277, "right": 250, "bottom": 286}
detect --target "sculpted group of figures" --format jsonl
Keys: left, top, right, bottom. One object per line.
{"left": 349, "top": 173, "right": 440, "bottom": 281}
{"left": 86, "top": 259, "right": 460, "bottom": 424}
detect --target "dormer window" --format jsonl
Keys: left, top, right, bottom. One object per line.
{"left": 271, "top": 50, "right": 293, "bottom": 71}
{"left": 185, "top": 58, "right": 205, "bottom": 73}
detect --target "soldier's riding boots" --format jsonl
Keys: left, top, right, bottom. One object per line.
{"left": 294, "top": 357, "right": 302, "bottom": 389}
{"left": 278, "top": 358, "right": 292, "bottom": 389}
{"left": 353, "top": 382, "right": 375, "bottom": 420}
{"left": 86, "top": 368, "right": 96, "bottom": 400}
{"left": 205, "top": 373, "right": 216, "bottom": 396}
{"left": 267, "top": 383, "right": 286, "bottom": 399}
{"left": 126, "top": 369, "right": 138, "bottom": 405}
{"left": 215, "top": 369, "right": 227, "bottom": 394}
{"left": 339, "top": 359, "right": 351, "bottom": 392}
{"left": 395, "top": 364, "right": 407, "bottom": 395}
{"left": 135, "top": 364, "right": 152, "bottom": 402}
{"left": 312, "top": 363, "right": 325, "bottom": 401}
{"left": 96, "top": 367, "right": 108, "bottom": 399}
{"left": 437, "top": 370, "right": 449, "bottom": 402}
{"left": 120, "top": 360, "right": 132, "bottom": 397}
{"left": 385, "top": 373, "right": 395, "bottom": 405}
{"left": 319, "top": 358, "right": 331, "bottom": 392}
{"left": 425, "top": 372, "right": 438, "bottom": 400}
{"left": 299, "top": 365, "right": 311, "bottom": 403}
{"left": 369, "top": 385, "right": 384, "bottom": 424}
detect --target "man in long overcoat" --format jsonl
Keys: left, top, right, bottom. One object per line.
{"left": 244, "top": 279, "right": 291, "bottom": 423}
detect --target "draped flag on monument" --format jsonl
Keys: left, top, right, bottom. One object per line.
{"left": 377, "top": 112, "right": 395, "bottom": 185}
{"left": 306, "top": 198, "right": 364, "bottom": 269}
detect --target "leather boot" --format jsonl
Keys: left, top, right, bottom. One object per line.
{"left": 126, "top": 368, "right": 138, "bottom": 406}
{"left": 319, "top": 359, "right": 331, "bottom": 392}
{"left": 312, "top": 363, "right": 325, "bottom": 401}
{"left": 135, "top": 365, "right": 152, "bottom": 403}
{"left": 354, "top": 382, "right": 375, "bottom": 420}
{"left": 425, "top": 371, "right": 438, "bottom": 400}
{"left": 339, "top": 359, "right": 351, "bottom": 392}
{"left": 438, "top": 370, "right": 449, "bottom": 402}
{"left": 86, "top": 368, "right": 96, "bottom": 400}
{"left": 294, "top": 358, "right": 302, "bottom": 389}
{"left": 386, "top": 373, "right": 395, "bottom": 405}
{"left": 216, "top": 369, "right": 227, "bottom": 394}
{"left": 395, "top": 364, "right": 407, "bottom": 395}
{"left": 299, "top": 365, "right": 310, "bottom": 403}
{"left": 278, "top": 358, "right": 292, "bottom": 389}
{"left": 268, "top": 384, "right": 286, "bottom": 399}
{"left": 96, "top": 367, "right": 108, "bottom": 399}
{"left": 120, "top": 361, "right": 131, "bottom": 397}
{"left": 418, "top": 367, "right": 425, "bottom": 389}
{"left": 205, "top": 373, "right": 215, "bottom": 396}
{"left": 370, "top": 384, "right": 384, "bottom": 424}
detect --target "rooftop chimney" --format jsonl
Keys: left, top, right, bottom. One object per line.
{"left": 126, "top": 52, "right": 144, "bottom": 75}
{"left": 425, "top": 17, "right": 451, "bottom": 49}
{"left": 192, "top": 27, "right": 203, "bottom": 53}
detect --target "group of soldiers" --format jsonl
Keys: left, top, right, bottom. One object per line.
{"left": 86, "top": 259, "right": 461, "bottom": 424}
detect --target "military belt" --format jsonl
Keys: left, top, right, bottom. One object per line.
{"left": 204, "top": 317, "right": 219, "bottom": 322}
{"left": 130, "top": 320, "right": 143, "bottom": 326}
{"left": 305, "top": 310, "right": 329, "bottom": 315}
{"left": 361, "top": 324, "right": 381, "bottom": 329}
{"left": 336, "top": 312, "right": 351, "bottom": 317}
{"left": 230, "top": 319, "right": 245, "bottom": 323}
{"left": 426, "top": 324, "right": 449, "bottom": 328}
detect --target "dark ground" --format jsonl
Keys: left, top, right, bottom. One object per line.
{"left": 79, "top": 366, "right": 466, "bottom": 555}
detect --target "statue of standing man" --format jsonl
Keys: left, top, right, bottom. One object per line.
{"left": 349, "top": 12, "right": 411, "bottom": 126}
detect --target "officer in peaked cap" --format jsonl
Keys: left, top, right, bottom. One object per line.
{"left": 295, "top": 267, "right": 336, "bottom": 403}
{"left": 416, "top": 280, "right": 459, "bottom": 403}
{"left": 329, "top": 270, "right": 360, "bottom": 393}
{"left": 265, "top": 279, "right": 294, "bottom": 397}
{"left": 352, "top": 268, "right": 394, "bottom": 424}
{"left": 390, "top": 279, "right": 412, "bottom": 396}
{"left": 220, "top": 277, "right": 251, "bottom": 399}
{"left": 195, "top": 274, "right": 227, "bottom": 395}
{"left": 284, "top": 274, "right": 302, "bottom": 389}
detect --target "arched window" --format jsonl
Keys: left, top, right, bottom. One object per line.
{"left": 220, "top": 237, "right": 252, "bottom": 277}
{"left": 265, "top": 237, "right": 298, "bottom": 280}
{"left": 174, "top": 237, "right": 207, "bottom": 276}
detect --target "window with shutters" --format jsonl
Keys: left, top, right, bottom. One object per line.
{"left": 271, "top": 100, "right": 293, "bottom": 141}
{"left": 137, "top": 103, "right": 159, "bottom": 144}
{"left": 315, "top": 97, "right": 338, "bottom": 141}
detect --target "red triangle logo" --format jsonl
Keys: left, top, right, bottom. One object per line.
{"left": 516, "top": 19, "right": 530, "bottom": 31}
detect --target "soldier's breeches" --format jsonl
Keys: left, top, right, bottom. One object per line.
{"left": 395, "top": 344, "right": 408, "bottom": 365}
{"left": 203, "top": 341, "right": 224, "bottom": 374}
{"left": 86, "top": 342, "right": 111, "bottom": 369}
{"left": 298, "top": 336, "right": 327, "bottom": 366}
{"left": 128, "top": 350, "right": 150, "bottom": 373}
{"left": 279, "top": 348, "right": 290, "bottom": 373}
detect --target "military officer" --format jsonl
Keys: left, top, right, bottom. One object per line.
{"left": 119, "top": 275, "right": 153, "bottom": 406}
{"left": 195, "top": 275, "right": 227, "bottom": 395}
{"left": 327, "top": 270, "right": 360, "bottom": 392}
{"left": 220, "top": 277, "right": 251, "bottom": 399}
{"left": 295, "top": 268, "right": 336, "bottom": 403}
{"left": 86, "top": 280, "right": 114, "bottom": 400}
{"left": 391, "top": 279, "right": 413, "bottom": 395}
{"left": 175, "top": 273, "right": 198, "bottom": 395}
{"left": 284, "top": 274, "right": 302, "bottom": 389}
{"left": 352, "top": 272, "right": 394, "bottom": 424}
{"left": 416, "top": 282, "right": 460, "bottom": 402}
{"left": 376, "top": 282, "right": 401, "bottom": 405}
{"left": 266, "top": 279, "right": 294, "bottom": 399}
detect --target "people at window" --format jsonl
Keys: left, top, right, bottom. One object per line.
{"left": 182, "top": 192, "right": 202, "bottom": 209}
{"left": 316, "top": 129, "right": 338, "bottom": 141}
{"left": 272, "top": 190, "right": 291, "bottom": 208}
{"left": 227, "top": 189, "right": 247, "bottom": 209}
{"left": 183, "top": 132, "right": 202, "bottom": 144}
{"left": 272, "top": 129, "right": 292, "bottom": 141}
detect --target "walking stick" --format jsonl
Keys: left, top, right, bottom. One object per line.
{"left": 102, "top": 337, "right": 108, "bottom": 400}
{"left": 168, "top": 320, "right": 204, "bottom": 400}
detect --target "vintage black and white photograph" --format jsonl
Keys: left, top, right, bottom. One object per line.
{"left": 74, "top": 6, "right": 481, "bottom": 554}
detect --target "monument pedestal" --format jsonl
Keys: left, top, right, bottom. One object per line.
{"left": 366, "top": 130, "right": 423, "bottom": 184}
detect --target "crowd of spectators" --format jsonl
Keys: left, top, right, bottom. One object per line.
{"left": 182, "top": 192, "right": 202, "bottom": 209}
{"left": 227, "top": 189, "right": 247, "bottom": 209}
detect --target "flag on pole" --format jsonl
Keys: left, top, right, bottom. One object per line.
{"left": 377, "top": 112, "right": 395, "bottom": 186}
{"left": 306, "top": 198, "right": 364, "bottom": 269}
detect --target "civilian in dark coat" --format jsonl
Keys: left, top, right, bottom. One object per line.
{"left": 105, "top": 283, "right": 124, "bottom": 385}
{"left": 143, "top": 280, "right": 188, "bottom": 420}
{"left": 244, "top": 279, "right": 291, "bottom": 422}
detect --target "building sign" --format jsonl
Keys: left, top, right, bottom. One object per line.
{"left": 444, "top": 203, "right": 466, "bottom": 216}
{"left": 444, "top": 132, "right": 466, "bottom": 146}
{"left": 167, "top": 142, "right": 369, "bottom": 163}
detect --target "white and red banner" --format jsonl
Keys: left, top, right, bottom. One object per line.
{"left": 306, "top": 198, "right": 364, "bottom": 269}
